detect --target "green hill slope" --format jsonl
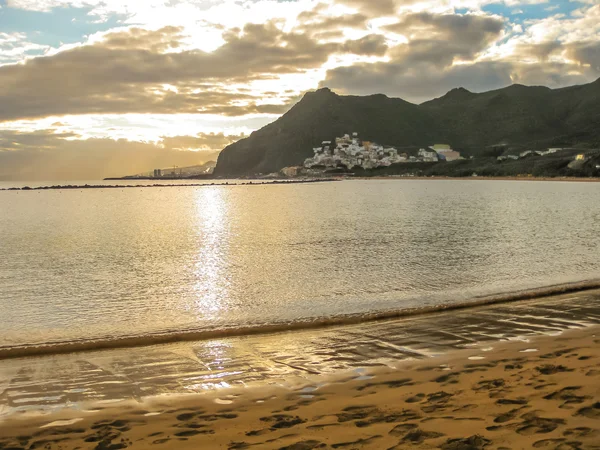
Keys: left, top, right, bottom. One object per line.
{"left": 214, "top": 78, "right": 600, "bottom": 176}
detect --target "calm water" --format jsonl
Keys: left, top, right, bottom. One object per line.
{"left": 1, "top": 179, "right": 599, "bottom": 352}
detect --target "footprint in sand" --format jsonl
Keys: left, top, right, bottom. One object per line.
{"left": 543, "top": 387, "right": 589, "bottom": 407}
{"left": 389, "top": 423, "right": 418, "bottom": 436}
{"left": 355, "top": 378, "right": 414, "bottom": 392}
{"left": 515, "top": 412, "right": 566, "bottom": 435}
{"left": 440, "top": 435, "right": 491, "bottom": 450}
{"left": 175, "top": 429, "right": 213, "bottom": 437}
{"left": 474, "top": 378, "right": 507, "bottom": 395}
{"left": 331, "top": 435, "right": 382, "bottom": 448}
{"left": 406, "top": 393, "right": 426, "bottom": 403}
{"left": 535, "top": 364, "right": 573, "bottom": 375}
{"left": 563, "top": 427, "right": 599, "bottom": 439}
{"left": 576, "top": 402, "right": 600, "bottom": 419}
{"left": 494, "top": 407, "right": 528, "bottom": 424}
{"left": 433, "top": 373, "right": 460, "bottom": 385}
{"left": 533, "top": 438, "right": 561, "bottom": 448}
{"left": 496, "top": 398, "right": 528, "bottom": 406}
{"left": 278, "top": 440, "right": 326, "bottom": 450}
{"left": 400, "top": 428, "right": 445, "bottom": 444}
{"left": 259, "top": 414, "right": 306, "bottom": 430}
{"left": 539, "top": 348, "right": 576, "bottom": 359}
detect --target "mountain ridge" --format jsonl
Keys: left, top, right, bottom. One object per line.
{"left": 214, "top": 78, "right": 600, "bottom": 176}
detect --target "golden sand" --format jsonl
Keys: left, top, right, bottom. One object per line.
{"left": 1, "top": 327, "right": 598, "bottom": 449}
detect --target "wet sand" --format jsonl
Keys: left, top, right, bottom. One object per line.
{"left": 1, "top": 289, "right": 599, "bottom": 421}
{"left": 0, "top": 326, "right": 598, "bottom": 449}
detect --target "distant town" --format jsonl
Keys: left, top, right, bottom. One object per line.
{"left": 303, "top": 132, "right": 461, "bottom": 171}
{"left": 274, "top": 132, "right": 600, "bottom": 178}
{"left": 109, "top": 132, "right": 600, "bottom": 180}
{"left": 111, "top": 161, "right": 217, "bottom": 180}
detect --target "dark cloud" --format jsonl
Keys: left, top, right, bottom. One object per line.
{"left": 385, "top": 13, "right": 505, "bottom": 66}
{"left": 318, "top": 12, "right": 507, "bottom": 102}
{"left": 320, "top": 11, "right": 600, "bottom": 103}
{"left": 509, "top": 61, "right": 595, "bottom": 88}
{"left": 321, "top": 58, "right": 597, "bottom": 104}
{"left": 387, "top": 13, "right": 504, "bottom": 45}
{"left": 297, "top": 10, "right": 369, "bottom": 32}
{"left": 515, "top": 41, "right": 562, "bottom": 62}
{"left": 100, "top": 26, "right": 186, "bottom": 52}
{"left": 342, "top": 34, "right": 388, "bottom": 56}
{"left": 321, "top": 61, "right": 514, "bottom": 104}
{"left": 567, "top": 41, "right": 600, "bottom": 71}
{"left": 337, "top": 0, "right": 397, "bottom": 16}
{"left": 0, "top": 23, "right": 369, "bottom": 121}
{"left": 0, "top": 130, "right": 233, "bottom": 180}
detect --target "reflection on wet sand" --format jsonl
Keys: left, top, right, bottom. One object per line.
{"left": 0, "top": 290, "right": 599, "bottom": 417}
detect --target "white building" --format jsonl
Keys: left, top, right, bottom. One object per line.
{"left": 418, "top": 148, "right": 438, "bottom": 162}
{"left": 304, "top": 133, "right": 407, "bottom": 170}
{"left": 429, "top": 144, "right": 461, "bottom": 161}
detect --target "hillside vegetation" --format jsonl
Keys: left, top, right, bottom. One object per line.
{"left": 214, "top": 78, "right": 600, "bottom": 176}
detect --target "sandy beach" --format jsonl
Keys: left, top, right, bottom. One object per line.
{"left": 1, "top": 325, "right": 598, "bottom": 450}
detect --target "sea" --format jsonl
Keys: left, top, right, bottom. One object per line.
{"left": 1, "top": 178, "right": 600, "bottom": 414}
{"left": 1, "top": 178, "right": 599, "bottom": 354}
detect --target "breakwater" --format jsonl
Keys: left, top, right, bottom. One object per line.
{"left": 0, "top": 178, "right": 339, "bottom": 191}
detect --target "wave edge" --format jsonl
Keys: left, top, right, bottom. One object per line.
{"left": 2, "top": 279, "right": 599, "bottom": 360}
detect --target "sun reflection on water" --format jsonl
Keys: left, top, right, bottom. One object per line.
{"left": 190, "top": 187, "right": 230, "bottom": 320}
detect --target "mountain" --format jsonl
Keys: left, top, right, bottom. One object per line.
{"left": 214, "top": 79, "right": 600, "bottom": 176}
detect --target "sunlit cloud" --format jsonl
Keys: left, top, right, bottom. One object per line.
{"left": 1, "top": 0, "right": 599, "bottom": 179}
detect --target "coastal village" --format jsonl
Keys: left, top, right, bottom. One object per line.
{"left": 137, "top": 132, "right": 599, "bottom": 180}
{"left": 295, "top": 132, "right": 595, "bottom": 175}
{"left": 303, "top": 133, "right": 462, "bottom": 171}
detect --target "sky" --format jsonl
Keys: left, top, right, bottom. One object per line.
{"left": 1, "top": 0, "right": 599, "bottom": 180}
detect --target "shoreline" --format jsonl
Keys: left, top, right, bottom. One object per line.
{"left": 1, "top": 279, "right": 599, "bottom": 360}
{"left": 352, "top": 175, "right": 600, "bottom": 182}
{"left": 1, "top": 326, "right": 598, "bottom": 448}
{"left": 0, "top": 288, "right": 598, "bottom": 423}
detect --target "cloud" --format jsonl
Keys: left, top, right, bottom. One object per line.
{"left": 385, "top": 12, "right": 505, "bottom": 63}
{"left": 98, "top": 26, "right": 187, "bottom": 52}
{"left": 0, "top": 32, "right": 50, "bottom": 64}
{"left": 342, "top": 34, "right": 388, "bottom": 56}
{"left": 160, "top": 132, "right": 243, "bottom": 151}
{"left": 2, "top": 0, "right": 600, "bottom": 182}
{"left": 514, "top": 40, "right": 562, "bottom": 61}
{"left": 321, "top": 61, "right": 514, "bottom": 103}
{"left": 322, "top": 54, "right": 598, "bottom": 104}
{"left": 297, "top": 8, "right": 369, "bottom": 31}
{"left": 0, "top": 22, "right": 386, "bottom": 122}
{"left": 336, "top": 0, "right": 397, "bottom": 16}
{"left": 319, "top": 5, "right": 600, "bottom": 103}
{"left": 567, "top": 42, "right": 600, "bottom": 71}
{"left": 0, "top": 129, "right": 232, "bottom": 180}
